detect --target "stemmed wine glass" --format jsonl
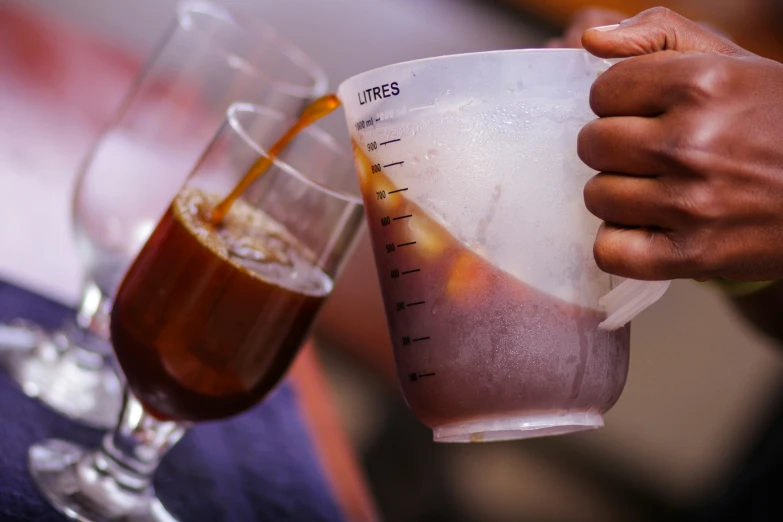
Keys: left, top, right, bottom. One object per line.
{"left": 0, "top": 0, "right": 328, "bottom": 429}
{"left": 27, "top": 102, "right": 364, "bottom": 522}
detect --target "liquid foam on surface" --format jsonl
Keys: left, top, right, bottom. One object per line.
{"left": 174, "top": 187, "right": 333, "bottom": 297}
{"left": 365, "top": 96, "right": 606, "bottom": 309}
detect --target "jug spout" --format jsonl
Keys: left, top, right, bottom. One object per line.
{"left": 598, "top": 279, "right": 671, "bottom": 331}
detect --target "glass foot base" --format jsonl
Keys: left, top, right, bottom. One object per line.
{"left": 432, "top": 411, "right": 604, "bottom": 443}
{"left": 29, "top": 439, "right": 177, "bottom": 522}
{"left": 0, "top": 323, "right": 122, "bottom": 429}
{"left": 0, "top": 320, "right": 43, "bottom": 350}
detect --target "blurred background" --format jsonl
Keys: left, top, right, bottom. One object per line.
{"left": 2, "top": 0, "right": 783, "bottom": 521}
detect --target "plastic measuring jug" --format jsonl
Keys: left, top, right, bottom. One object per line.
{"left": 337, "top": 49, "right": 669, "bottom": 442}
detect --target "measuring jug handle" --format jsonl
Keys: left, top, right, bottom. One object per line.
{"left": 589, "top": 54, "right": 668, "bottom": 330}
{"left": 598, "top": 279, "right": 671, "bottom": 331}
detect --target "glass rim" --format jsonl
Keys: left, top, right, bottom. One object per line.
{"left": 227, "top": 102, "right": 363, "bottom": 206}
{"left": 177, "top": 0, "right": 329, "bottom": 100}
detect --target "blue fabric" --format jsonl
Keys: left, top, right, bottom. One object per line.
{"left": 0, "top": 281, "right": 344, "bottom": 522}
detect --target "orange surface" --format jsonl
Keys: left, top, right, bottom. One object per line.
{"left": 290, "top": 346, "right": 380, "bottom": 522}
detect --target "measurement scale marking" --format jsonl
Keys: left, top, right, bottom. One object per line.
{"left": 401, "top": 269, "right": 420, "bottom": 275}
{"left": 393, "top": 214, "right": 412, "bottom": 221}
{"left": 388, "top": 188, "right": 408, "bottom": 194}
{"left": 407, "top": 301, "right": 426, "bottom": 307}
{"left": 383, "top": 161, "right": 404, "bottom": 168}
{"left": 380, "top": 139, "right": 401, "bottom": 146}
{"left": 397, "top": 241, "right": 417, "bottom": 248}
{"left": 412, "top": 337, "right": 430, "bottom": 343}
{"left": 408, "top": 372, "right": 435, "bottom": 382}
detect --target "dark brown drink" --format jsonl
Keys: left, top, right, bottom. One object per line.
{"left": 111, "top": 187, "right": 332, "bottom": 422}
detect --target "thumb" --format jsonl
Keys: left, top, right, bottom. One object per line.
{"left": 582, "top": 7, "right": 750, "bottom": 58}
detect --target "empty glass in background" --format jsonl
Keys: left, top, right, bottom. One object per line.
{"left": 28, "top": 102, "right": 364, "bottom": 522}
{"left": 0, "top": 0, "right": 328, "bottom": 429}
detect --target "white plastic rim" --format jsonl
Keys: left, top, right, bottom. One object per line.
{"left": 433, "top": 411, "right": 604, "bottom": 443}
{"left": 339, "top": 48, "right": 599, "bottom": 88}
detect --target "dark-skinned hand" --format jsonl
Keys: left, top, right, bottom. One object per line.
{"left": 574, "top": 7, "right": 783, "bottom": 282}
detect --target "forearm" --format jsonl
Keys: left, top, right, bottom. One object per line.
{"left": 728, "top": 281, "right": 783, "bottom": 343}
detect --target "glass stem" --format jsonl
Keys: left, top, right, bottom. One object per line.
{"left": 61, "top": 280, "right": 113, "bottom": 360}
{"left": 92, "top": 389, "right": 188, "bottom": 493}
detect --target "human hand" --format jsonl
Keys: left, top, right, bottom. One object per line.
{"left": 578, "top": 8, "right": 783, "bottom": 282}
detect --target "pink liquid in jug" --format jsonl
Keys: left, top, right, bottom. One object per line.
{"left": 354, "top": 142, "right": 630, "bottom": 442}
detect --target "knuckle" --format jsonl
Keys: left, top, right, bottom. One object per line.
{"left": 664, "top": 181, "right": 723, "bottom": 223}
{"left": 654, "top": 120, "right": 717, "bottom": 173}
{"left": 663, "top": 233, "right": 704, "bottom": 276}
{"left": 665, "top": 229, "right": 720, "bottom": 279}
{"left": 679, "top": 55, "right": 730, "bottom": 102}
{"left": 641, "top": 6, "right": 676, "bottom": 21}
{"left": 683, "top": 185, "right": 724, "bottom": 222}
{"left": 640, "top": 6, "right": 693, "bottom": 34}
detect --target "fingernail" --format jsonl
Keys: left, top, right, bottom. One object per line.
{"left": 591, "top": 24, "right": 620, "bottom": 32}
